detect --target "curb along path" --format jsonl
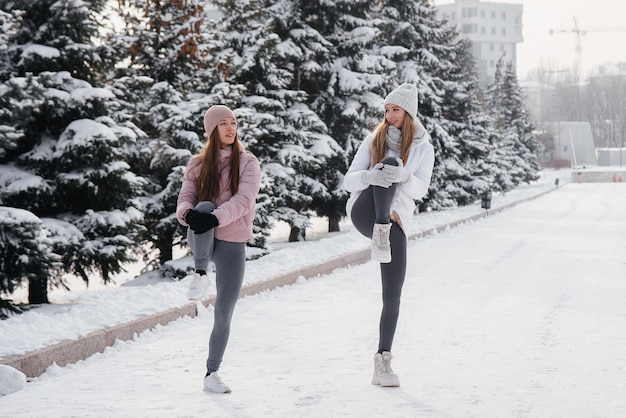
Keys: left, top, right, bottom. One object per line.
{"left": 0, "top": 186, "right": 558, "bottom": 378}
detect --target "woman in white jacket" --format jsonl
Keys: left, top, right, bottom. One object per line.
{"left": 343, "top": 83, "right": 435, "bottom": 387}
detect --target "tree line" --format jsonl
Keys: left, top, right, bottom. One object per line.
{"left": 0, "top": 0, "right": 540, "bottom": 316}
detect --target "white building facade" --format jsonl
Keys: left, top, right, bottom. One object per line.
{"left": 435, "top": 0, "right": 523, "bottom": 86}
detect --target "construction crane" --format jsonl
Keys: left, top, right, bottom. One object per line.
{"left": 550, "top": 17, "right": 626, "bottom": 80}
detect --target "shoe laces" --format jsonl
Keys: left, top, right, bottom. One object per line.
{"left": 382, "top": 358, "right": 394, "bottom": 374}
{"left": 373, "top": 225, "right": 390, "bottom": 247}
{"left": 377, "top": 353, "right": 394, "bottom": 374}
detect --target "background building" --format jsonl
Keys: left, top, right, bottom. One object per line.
{"left": 436, "top": 0, "right": 523, "bottom": 86}
{"left": 546, "top": 121, "right": 597, "bottom": 167}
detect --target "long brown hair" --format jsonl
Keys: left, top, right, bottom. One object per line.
{"left": 196, "top": 129, "right": 243, "bottom": 202}
{"left": 370, "top": 115, "right": 416, "bottom": 167}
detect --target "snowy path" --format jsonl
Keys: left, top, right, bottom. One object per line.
{"left": 2, "top": 183, "right": 626, "bottom": 417}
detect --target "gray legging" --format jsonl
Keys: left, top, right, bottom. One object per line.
{"left": 350, "top": 157, "right": 407, "bottom": 353}
{"left": 187, "top": 201, "right": 246, "bottom": 374}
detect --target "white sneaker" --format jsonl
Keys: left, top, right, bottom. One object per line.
{"left": 372, "top": 351, "right": 400, "bottom": 387}
{"left": 187, "top": 272, "right": 211, "bottom": 300}
{"left": 371, "top": 223, "right": 392, "bottom": 263}
{"left": 203, "top": 372, "right": 231, "bottom": 393}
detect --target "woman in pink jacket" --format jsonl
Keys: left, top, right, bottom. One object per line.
{"left": 176, "top": 105, "right": 261, "bottom": 393}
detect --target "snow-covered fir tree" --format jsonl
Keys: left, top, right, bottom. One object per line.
{"left": 0, "top": 207, "right": 60, "bottom": 316}
{"left": 266, "top": 0, "right": 348, "bottom": 235}
{"left": 108, "top": 72, "right": 202, "bottom": 269}
{"left": 374, "top": 0, "right": 498, "bottom": 208}
{"left": 109, "top": 1, "right": 224, "bottom": 265}
{"left": 485, "top": 57, "right": 541, "bottom": 188}
{"left": 0, "top": 7, "right": 21, "bottom": 82}
{"left": 2, "top": 0, "right": 115, "bottom": 84}
{"left": 0, "top": 0, "right": 147, "bottom": 307}
{"left": 113, "top": 0, "right": 212, "bottom": 91}
{"left": 209, "top": 0, "right": 342, "bottom": 240}
{"left": 298, "top": 0, "right": 397, "bottom": 230}
{"left": 0, "top": 0, "right": 547, "bottom": 316}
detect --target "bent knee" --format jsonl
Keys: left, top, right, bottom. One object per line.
{"left": 381, "top": 156, "right": 398, "bottom": 166}
{"left": 195, "top": 201, "right": 216, "bottom": 213}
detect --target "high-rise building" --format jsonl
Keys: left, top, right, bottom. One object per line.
{"left": 435, "top": 0, "right": 523, "bottom": 86}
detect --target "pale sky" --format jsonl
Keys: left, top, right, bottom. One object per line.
{"left": 433, "top": 0, "right": 626, "bottom": 79}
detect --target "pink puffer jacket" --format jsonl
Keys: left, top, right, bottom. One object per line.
{"left": 176, "top": 148, "right": 261, "bottom": 243}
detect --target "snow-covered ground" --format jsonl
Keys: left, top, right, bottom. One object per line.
{"left": 0, "top": 171, "right": 567, "bottom": 360}
{"left": 3, "top": 171, "right": 626, "bottom": 417}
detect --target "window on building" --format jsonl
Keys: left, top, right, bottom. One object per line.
{"left": 501, "top": 27, "right": 506, "bottom": 36}
{"left": 462, "top": 8, "right": 478, "bottom": 17}
{"left": 491, "top": 27, "right": 496, "bottom": 35}
{"left": 481, "top": 10, "right": 485, "bottom": 18}
{"left": 489, "top": 59, "right": 495, "bottom": 67}
{"left": 481, "top": 27, "right": 486, "bottom": 34}
{"left": 490, "top": 43, "right": 494, "bottom": 52}
{"left": 491, "top": 11, "right": 496, "bottom": 18}
{"left": 501, "top": 11, "right": 506, "bottom": 19}
{"left": 462, "top": 24, "right": 478, "bottom": 34}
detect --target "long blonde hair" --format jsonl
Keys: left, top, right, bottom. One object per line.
{"left": 370, "top": 115, "right": 416, "bottom": 167}
{"left": 196, "top": 129, "right": 243, "bottom": 202}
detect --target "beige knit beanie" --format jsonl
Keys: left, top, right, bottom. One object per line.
{"left": 383, "top": 83, "right": 418, "bottom": 120}
{"left": 203, "top": 105, "right": 236, "bottom": 137}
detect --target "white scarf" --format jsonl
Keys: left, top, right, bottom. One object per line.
{"left": 385, "top": 121, "right": 427, "bottom": 152}
{"left": 386, "top": 125, "right": 403, "bottom": 152}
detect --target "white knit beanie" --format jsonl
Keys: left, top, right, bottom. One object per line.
{"left": 383, "top": 83, "right": 418, "bottom": 121}
{"left": 203, "top": 105, "right": 236, "bottom": 137}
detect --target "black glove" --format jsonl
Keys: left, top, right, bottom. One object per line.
{"left": 185, "top": 210, "right": 219, "bottom": 234}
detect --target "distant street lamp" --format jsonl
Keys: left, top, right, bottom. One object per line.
{"left": 481, "top": 190, "right": 492, "bottom": 214}
{"left": 546, "top": 68, "right": 569, "bottom": 167}
{"left": 605, "top": 118, "right": 621, "bottom": 166}
{"left": 605, "top": 119, "right": 615, "bottom": 147}
{"left": 609, "top": 68, "right": 624, "bottom": 167}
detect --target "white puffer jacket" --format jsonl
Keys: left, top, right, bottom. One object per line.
{"left": 343, "top": 131, "right": 435, "bottom": 233}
